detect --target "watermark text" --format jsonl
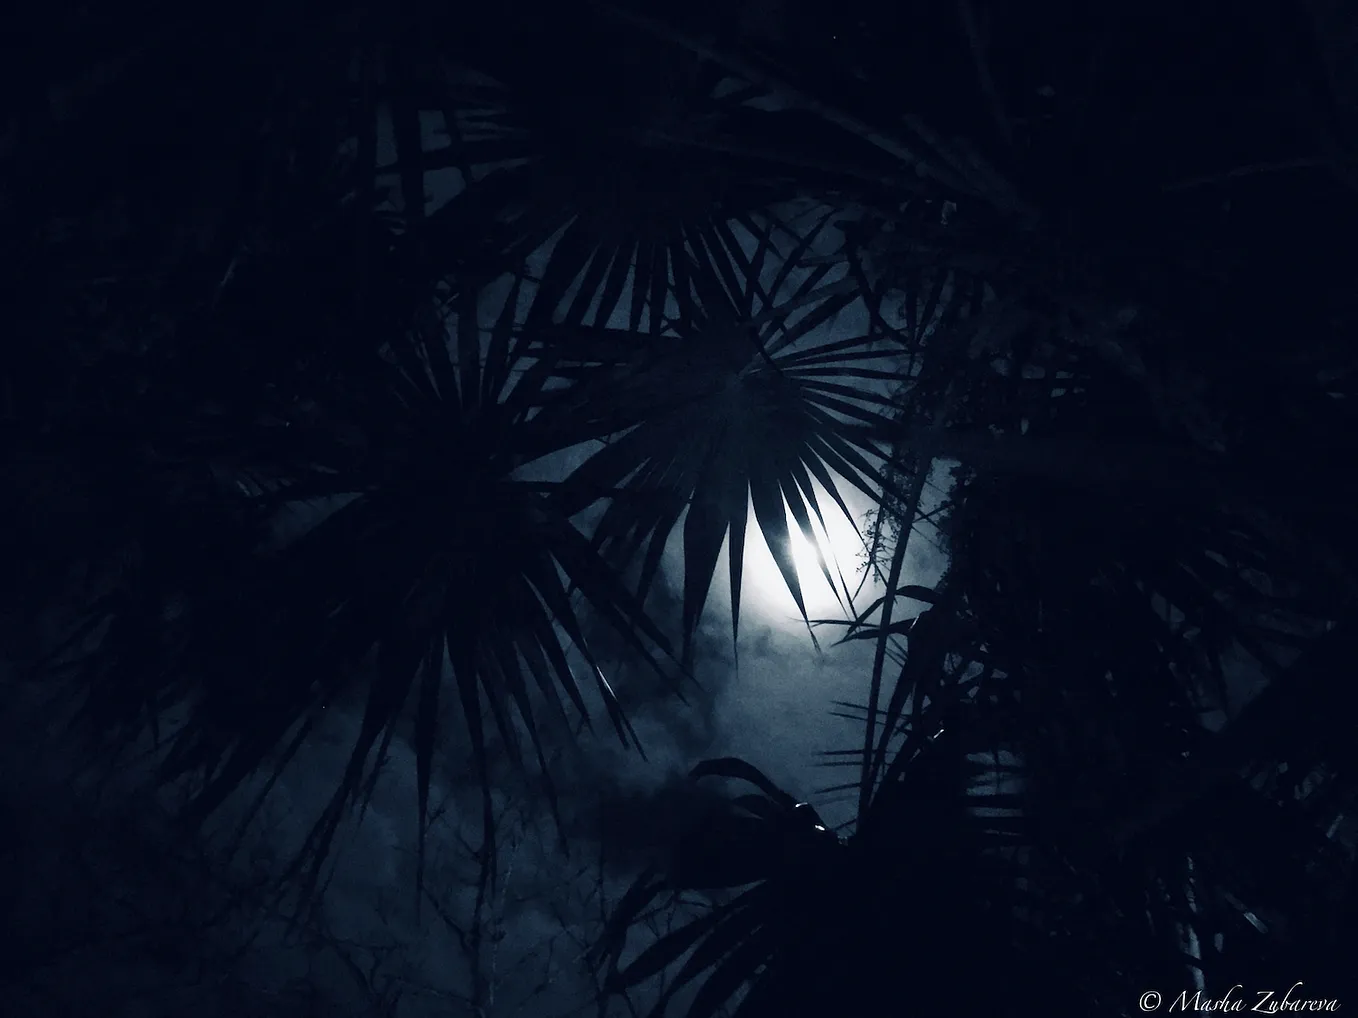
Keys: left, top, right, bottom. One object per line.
{"left": 1138, "top": 984, "right": 1340, "bottom": 1013}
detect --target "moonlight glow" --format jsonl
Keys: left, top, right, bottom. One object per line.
{"left": 741, "top": 490, "right": 874, "bottom": 622}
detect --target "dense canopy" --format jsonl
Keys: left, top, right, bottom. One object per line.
{"left": 3, "top": 0, "right": 1356, "bottom": 1014}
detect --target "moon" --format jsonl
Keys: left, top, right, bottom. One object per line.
{"left": 741, "top": 486, "right": 877, "bottom": 623}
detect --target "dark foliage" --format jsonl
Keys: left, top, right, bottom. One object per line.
{"left": 2, "top": 0, "right": 1356, "bottom": 1014}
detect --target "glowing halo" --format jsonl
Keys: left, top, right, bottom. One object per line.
{"left": 740, "top": 490, "right": 873, "bottom": 623}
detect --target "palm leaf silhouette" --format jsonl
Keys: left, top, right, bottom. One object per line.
{"left": 6, "top": 6, "right": 1357, "bottom": 1008}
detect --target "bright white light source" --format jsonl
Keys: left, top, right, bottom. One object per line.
{"left": 741, "top": 488, "right": 873, "bottom": 621}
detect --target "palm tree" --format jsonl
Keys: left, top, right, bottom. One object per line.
{"left": 5, "top": 0, "right": 1356, "bottom": 1011}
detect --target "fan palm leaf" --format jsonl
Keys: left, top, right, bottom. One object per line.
{"left": 38, "top": 294, "right": 695, "bottom": 900}
{"left": 598, "top": 647, "right": 1355, "bottom": 1015}
{"left": 534, "top": 214, "right": 912, "bottom": 663}
{"left": 595, "top": 715, "right": 1045, "bottom": 1017}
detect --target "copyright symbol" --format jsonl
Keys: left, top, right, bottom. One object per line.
{"left": 1140, "top": 991, "right": 1162, "bottom": 1011}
